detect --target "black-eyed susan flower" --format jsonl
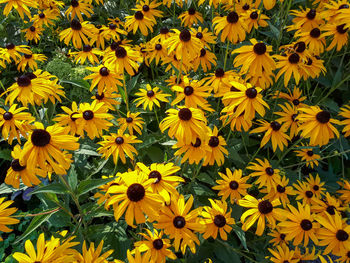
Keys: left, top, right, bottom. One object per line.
{"left": 104, "top": 45, "right": 142, "bottom": 75}
{"left": 5, "top": 145, "right": 47, "bottom": 188}
{"left": 297, "top": 106, "right": 340, "bottom": 146}
{"left": 166, "top": 28, "right": 203, "bottom": 63}
{"left": 137, "top": 162, "right": 183, "bottom": 202}
{"left": 288, "top": 8, "right": 325, "bottom": 32}
{"left": 268, "top": 245, "right": 298, "bottom": 263}
{"left": 127, "top": 248, "right": 150, "bottom": 263}
{"left": 213, "top": 11, "right": 247, "bottom": 43}
{"left": 201, "top": 199, "right": 235, "bottom": 240}
{"left": 144, "top": 40, "right": 168, "bottom": 65}
{"left": 190, "top": 27, "right": 216, "bottom": 49}
{"left": 17, "top": 52, "right": 47, "bottom": 72}
{"left": 305, "top": 174, "right": 326, "bottom": 198}
{"left": 3, "top": 43, "right": 31, "bottom": 63}
{"left": 59, "top": 19, "right": 98, "bottom": 49}
{"left": 161, "top": 52, "right": 191, "bottom": 74}
{"left": 0, "top": 0, "right": 38, "bottom": 19}
{"left": 125, "top": 11, "right": 154, "bottom": 36}
{"left": 301, "top": 55, "right": 326, "bottom": 80}
{"left": 250, "top": 120, "right": 290, "bottom": 152}
{"left": 53, "top": 101, "right": 80, "bottom": 136}
{"left": 84, "top": 65, "right": 122, "bottom": 95}
{"left": 0, "top": 197, "right": 19, "bottom": 241}
{"left": 212, "top": 168, "right": 251, "bottom": 204}
{"left": 294, "top": 145, "right": 320, "bottom": 168}
{"left": 74, "top": 101, "right": 114, "bottom": 139}
{"left": 292, "top": 246, "right": 318, "bottom": 262}
{"left": 20, "top": 122, "right": 79, "bottom": 175}
{"left": 247, "top": 158, "right": 281, "bottom": 192}
{"left": 340, "top": 104, "right": 350, "bottom": 137}
{"left": 278, "top": 203, "right": 319, "bottom": 246}
{"left": 296, "top": 27, "right": 326, "bottom": 55}
{"left": 23, "top": 25, "right": 43, "bottom": 43}
{"left": 31, "top": 10, "right": 57, "bottom": 28}
{"left": 268, "top": 228, "right": 287, "bottom": 246}
{"left": 12, "top": 233, "right": 79, "bottom": 262}
{"left": 151, "top": 26, "right": 171, "bottom": 43}
{"left": 107, "top": 170, "right": 163, "bottom": 227}
{"left": 90, "top": 25, "right": 109, "bottom": 50}
{"left": 316, "top": 211, "right": 350, "bottom": 256}
{"left": 313, "top": 192, "right": 345, "bottom": 216}
{"left": 203, "top": 126, "right": 228, "bottom": 166}
{"left": 69, "top": 45, "right": 103, "bottom": 65}
{"left": 0, "top": 104, "right": 34, "bottom": 145}
{"left": 232, "top": 39, "right": 275, "bottom": 77}
{"left": 293, "top": 181, "right": 317, "bottom": 206}
{"left": 322, "top": 23, "right": 349, "bottom": 51}
{"left": 171, "top": 76, "right": 213, "bottom": 112}
{"left": 101, "top": 23, "right": 126, "bottom": 42}
{"left": 172, "top": 136, "right": 210, "bottom": 165}
{"left": 193, "top": 48, "right": 217, "bottom": 72}
{"left": 238, "top": 195, "right": 284, "bottom": 236}
{"left": 133, "top": 0, "right": 163, "bottom": 25}
{"left": 98, "top": 129, "right": 141, "bottom": 164}
{"left": 243, "top": 9, "right": 269, "bottom": 33}
{"left": 275, "top": 87, "right": 307, "bottom": 108}
{"left": 117, "top": 112, "right": 144, "bottom": 135}
{"left": 91, "top": 90, "right": 121, "bottom": 110}
{"left": 155, "top": 195, "right": 204, "bottom": 254}
{"left": 65, "top": 0, "right": 93, "bottom": 21}
{"left": 179, "top": 7, "right": 204, "bottom": 27}
{"left": 134, "top": 84, "right": 170, "bottom": 110}
{"left": 159, "top": 106, "right": 207, "bottom": 145}
{"left": 262, "top": 176, "right": 295, "bottom": 207}
{"left": 275, "top": 102, "right": 299, "bottom": 138}
{"left": 338, "top": 179, "right": 350, "bottom": 205}
{"left": 220, "top": 110, "right": 253, "bottom": 132}
{"left": 133, "top": 229, "right": 176, "bottom": 263}
{"left": 74, "top": 240, "right": 113, "bottom": 263}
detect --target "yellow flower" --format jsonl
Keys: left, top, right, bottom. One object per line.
{"left": 0, "top": 0, "right": 38, "bottom": 19}
{"left": 134, "top": 84, "right": 170, "bottom": 110}
{"left": 53, "top": 101, "right": 80, "bottom": 136}
{"left": 178, "top": 7, "right": 204, "bottom": 27}
{"left": 117, "top": 112, "right": 144, "bottom": 135}
{"left": 125, "top": 11, "right": 154, "bottom": 36}
{"left": 213, "top": 11, "right": 247, "bottom": 43}
{"left": 0, "top": 197, "right": 19, "bottom": 241}
{"left": 65, "top": 0, "right": 93, "bottom": 22}
{"left": 203, "top": 126, "right": 228, "bottom": 166}
{"left": 74, "top": 240, "right": 113, "bottom": 263}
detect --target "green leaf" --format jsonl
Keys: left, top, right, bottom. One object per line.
{"left": 31, "top": 183, "right": 68, "bottom": 195}
{"left": 147, "top": 146, "right": 164, "bottom": 162}
{"left": 75, "top": 148, "right": 101, "bottom": 156}
{"left": 68, "top": 167, "right": 78, "bottom": 190}
{"left": 76, "top": 178, "right": 114, "bottom": 197}
{"left": 0, "top": 183, "right": 27, "bottom": 194}
{"left": 13, "top": 209, "right": 59, "bottom": 244}
{"left": 234, "top": 226, "right": 248, "bottom": 250}
{"left": 60, "top": 79, "right": 90, "bottom": 90}
{"left": 0, "top": 148, "right": 11, "bottom": 161}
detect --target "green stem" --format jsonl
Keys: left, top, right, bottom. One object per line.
{"left": 123, "top": 74, "right": 129, "bottom": 112}
{"left": 223, "top": 41, "right": 230, "bottom": 70}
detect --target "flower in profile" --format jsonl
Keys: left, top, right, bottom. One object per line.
{"left": 107, "top": 170, "right": 163, "bottom": 227}
{"left": 322, "top": 23, "right": 349, "bottom": 51}
{"left": 297, "top": 106, "right": 340, "bottom": 146}
{"left": 166, "top": 28, "right": 203, "bottom": 63}
{"left": 91, "top": 90, "right": 121, "bottom": 111}
{"left": 53, "top": 101, "right": 80, "bottom": 136}
{"left": 179, "top": 7, "right": 204, "bottom": 27}
{"left": 201, "top": 199, "right": 235, "bottom": 240}
{"left": 213, "top": 11, "right": 247, "bottom": 43}
{"left": 23, "top": 25, "right": 43, "bottom": 43}
{"left": 117, "top": 112, "right": 144, "bottom": 135}
{"left": 74, "top": 101, "right": 114, "bottom": 139}
{"left": 220, "top": 109, "right": 253, "bottom": 132}
{"left": 203, "top": 126, "right": 228, "bottom": 166}
{"left": 212, "top": 168, "right": 251, "bottom": 204}
{"left": 98, "top": 129, "right": 142, "bottom": 164}
{"left": 268, "top": 245, "right": 298, "bottom": 263}
{"left": 238, "top": 195, "right": 284, "bottom": 236}
{"left": 250, "top": 120, "right": 290, "bottom": 152}
{"left": 13, "top": 232, "right": 79, "bottom": 262}
{"left": 59, "top": 19, "right": 98, "bottom": 49}
{"left": 0, "top": 104, "right": 34, "bottom": 145}
{"left": 133, "top": 229, "right": 176, "bottom": 263}
{"left": 137, "top": 162, "right": 183, "bottom": 203}
{"left": 127, "top": 248, "right": 151, "bottom": 263}
{"left": 275, "top": 103, "right": 299, "bottom": 138}
{"left": 340, "top": 104, "right": 350, "bottom": 137}
{"left": 134, "top": 84, "right": 170, "bottom": 110}
{"left": 301, "top": 55, "right": 326, "bottom": 81}
{"left": 69, "top": 44, "right": 103, "bottom": 65}
{"left": 193, "top": 48, "right": 217, "bottom": 72}
{"left": 3, "top": 43, "right": 30, "bottom": 63}
{"left": 0, "top": 197, "right": 19, "bottom": 241}
{"left": 5, "top": 145, "right": 47, "bottom": 188}
{"left": 316, "top": 211, "right": 350, "bottom": 256}
{"left": 159, "top": 106, "right": 207, "bottom": 145}
{"left": 103, "top": 45, "right": 142, "bottom": 75}
{"left": 338, "top": 179, "right": 350, "bottom": 205}
{"left": 278, "top": 203, "right": 319, "bottom": 246}
{"left": 74, "top": 240, "right": 113, "bottom": 263}
{"left": 172, "top": 136, "right": 210, "bottom": 165}
{"left": 0, "top": 0, "right": 38, "bottom": 19}
{"left": 155, "top": 195, "right": 204, "bottom": 254}
{"left": 65, "top": 0, "right": 93, "bottom": 21}
{"left": 247, "top": 158, "right": 281, "bottom": 192}
{"left": 20, "top": 122, "right": 79, "bottom": 175}
{"left": 262, "top": 176, "right": 295, "bottom": 207}
{"left": 84, "top": 65, "right": 122, "bottom": 95}
{"left": 295, "top": 27, "right": 326, "bottom": 55}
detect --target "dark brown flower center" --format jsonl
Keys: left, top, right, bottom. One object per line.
{"left": 71, "top": 0, "right": 79, "bottom": 7}
{"left": 173, "top": 216, "right": 186, "bottom": 228}
{"left": 292, "top": 99, "right": 300, "bottom": 105}
{"left": 306, "top": 9, "right": 316, "bottom": 19}
{"left": 227, "top": 11, "right": 239, "bottom": 23}
{"left": 337, "top": 24, "right": 348, "bottom": 34}
{"left": 307, "top": 150, "right": 314, "bottom": 156}
{"left": 24, "top": 54, "right": 32, "bottom": 59}
{"left": 17, "top": 75, "right": 31, "bottom": 87}
{"left": 95, "top": 92, "right": 104, "bottom": 100}
{"left": 191, "top": 138, "right": 201, "bottom": 147}
{"left": 160, "top": 27, "right": 169, "bottom": 34}
{"left": 245, "top": 88, "right": 257, "bottom": 98}
{"left": 179, "top": 29, "right": 191, "bottom": 42}
{"left": 108, "top": 23, "right": 116, "bottom": 30}
{"left": 300, "top": 219, "right": 313, "bottom": 231}
{"left": 147, "top": 90, "right": 155, "bottom": 97}
{"left": 184, "top": 86, "right": 194, "bottom": 96}
{"left": 126, "top": 117, "right": 133, "bottom": 123}
{"left": 25, "top": 72, "right": 37, "bottom": 79}
{"left": 305, "top": 191, "right": 313, "bottom": 198}
{"left": 127, "top": 183, "right": 145, "bottom": 202}
{"left": 214, "top": 215, "right": 226, "bottom": 227}
{"left": 250, "top": 11, "right": 258, "bottom": 20}
{"left": 115, "top": 137, "right": 124, "bottom": 145}
{"left": 149, "top": 170, "right": 162, "bottom": 183}
{"left": 6, "top": 43, "right": 15, "bottom": 49}
{"left": 258, "top": 200, "right": 273, "bottom": 214}
{"left": 336, "top": 230, "right": 349, "bottom": 241}
{"left": 291, "top": 114, "right": 298, "bottom": 122}
{"left": 110, "top": 41, "right": 119, "bottom": 50}
{"left": 155, "top": 44, "right": 162, "bottom": 50}
{"left": 83, "top": 45, "right": 92, "bottom": 52}
{"left": 31, "top": 129, "right": 51, "bottom": 147}
{"left": 71, "top": 19, "right": 82, "bottom": 30}
{"left": 229, "top": 180, "right": 239, "bottom": 190}
{"left": 270, "top": 121, "right": 281, "bottom": 131}
{"left": 135, "top": 11, "right": 144, "bottom": 20}
{"left": 316, "top": 111, "right": 330, "bottom": 124}
{"left": 196, "top": 32, "right": 203, "bottom": 39}
{"left": 3, "top": 112, "right": 13, "bottom": 120}
{"left": 39, "top": 13, "right": 45, "bottom": 19}
{"left": 142, "top": 5, "right": 150, "bottom": 11}
{"left": 115, "top": 46, "right": 127, "bottom": 58}
{"left": 243, "top": 4, "right": 250, "bottom": 10}
{"left": 339, "top": 4, "right": 349, "bottom": 9}
{"left": 288, "top": 53, "right": 300, "bottom": 64}
{"left": 265, "top": 167, "right": 274, "bottom": 175}
{"left": 326, "top": 205, "right": 336, "bottom": 215}
{"left": 188, "top": 7, "right": 196, "bottom": 15}
{"left": 208, "top": 136, "right": 219, "bottom": 147}
{"left": 70, "top": 112, "right": 78, "bottom": 121}
{"left": 253, "top": 43, "right": 266, "bottom": 55}
{"left": 11, "top": 159, "right": 26, "bottom": 172}
{"left": 83, "top": 110, "right": 94, "bottom": 120}
{"left": 310, "top": 28, "right": 321, "bottom": 38}
{"left": 99, "top": 67, "right": 109, "bottom": 76}
{"left": 152, "top": 239, "right": 163, "bottom": 250}
{"left": 313, "top": 185, "right": 319, "bottom": 191}
{"left": 280, "top": 233, "right": 286, "bottom": 240}
{"left": 347, "top": 251, "right": 350, "bottom": 258}
{"left": 294, "top": 41, "right": 306, "bottom": 53}
{"left": 277, "top": 185, "right": 285, "bottom": 193}
{"left": 178, "top": 108, "right": 192, "bottom": 121}
{"left": 30, "top": 26, "right": 36, "bottom": 32}
{"left": 200, "top": 48, "right": 206, "bottom": 57}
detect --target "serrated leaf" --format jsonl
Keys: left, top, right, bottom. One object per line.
{"left": 68, "top": 167, "right": 78, "bottom": 190}
{"left": 75, "top": 148, "right": 101, "bottom": 156}
{"left": 31, "top": 183, "right": 68, "bottom": 195}
{"left": 76, "top": 177, "right": 114, "bottom": 197}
